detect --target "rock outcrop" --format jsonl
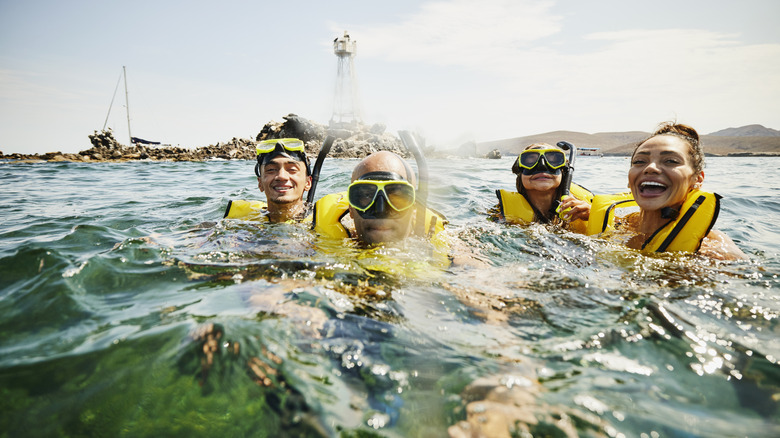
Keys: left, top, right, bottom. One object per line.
{"left": 484, "top": 149, "right": 502, "bottom": 159}
{"left": 257, "top": 114, "right": 412, "bottom": 159}
{"left": 0, "top": 114, "right": 428, "bottom": 162}
{"left": 453, "top": 141, "right": 501, "bottom": 159}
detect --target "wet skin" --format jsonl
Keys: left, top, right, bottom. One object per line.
{"left": 348, "top": 152, "right": 415, "bottom": 245}
{"left": 351, "top": 201, "right": 414, "bottom": 244}
{"left": 625, "top": 134, "right": 746, "bottom": 260}
{"left": 258, "top": 156, "right": 312, "bottom": 221}
{"left": 521, "top": 170, "right": 562, "bottom": 194}
{"left": 628, "top": 135, "right": 703, "bottom": 231}
{"left": 518, "top": 149, "right": 589, "bottom": 222}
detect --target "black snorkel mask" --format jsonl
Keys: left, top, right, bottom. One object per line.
{"left": 513, "top": 148, "right": 568, "bottom": 177}
{"left": 523, "top": 155, "right": 562, "bottom": 176}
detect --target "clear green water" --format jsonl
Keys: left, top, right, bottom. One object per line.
{"left": 0, "top": 157, "right": 778, "bottom": 437}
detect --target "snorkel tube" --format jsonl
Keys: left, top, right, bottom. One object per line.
{"left": 556, "top": 141, "right": 577, "bottom": 197}
{"left": 306, "top": 135, "right": 335, "bottom": 205}
{"left": 398, "top": 131, "right": 429, "bottom": 236}
{"left": 555, "top": 141, "right": 577, "bottom": 219}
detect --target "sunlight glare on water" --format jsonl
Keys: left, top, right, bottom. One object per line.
{"left": 0, "top": 156, "right": 778, "bottom": 437}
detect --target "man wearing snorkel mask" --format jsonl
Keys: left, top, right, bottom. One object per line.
{"left": 312, "top": 150, "right": 447, "bottom": 246}
{"left": 254, "top": 138, "right": 312, "bottom": 223}
{"left": 495, "top": 143, "right": 592, "bottom": 231}
{"left": 347, "top": 151, "right": 418, "bottom": 244}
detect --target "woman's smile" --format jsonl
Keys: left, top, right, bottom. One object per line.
{"left": 637, "top": 180, "right": 668, "bottom": 196}
{"left": 628, "top": 135, "right": 701, "bottom": 211}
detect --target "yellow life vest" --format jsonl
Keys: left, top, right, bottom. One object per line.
{"left": 312, "top": 192, "right": 451, "bottom": 274}
{"left": 223, "top": 199, "right": 312, "bottom": 223}
{"left": 587, "top": 189, "right": 721, "bottom": 253}
{"left": 495, "top": 183, "right": 593, "bottom": 232}
{"left": 584, "top": 192, "right": 635, "bottom": 236}
{"left": 312, "top": 192, "right": 447, "bottom": 240}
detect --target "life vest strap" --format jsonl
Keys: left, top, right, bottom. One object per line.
{"left": 651, "top": 195, "right": 705, "bottom": 252}
{"left": 603, "top": 199, "right": 635, "bottom": 234}
{"left": 592, "top": 189, "right": 720, "bottom": 253}
{"left": 223, "top": 200, "right": 234, "bottom": 218}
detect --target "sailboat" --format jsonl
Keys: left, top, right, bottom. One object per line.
{"left": 101, "top": 66, "right": 160, "bottom": 146}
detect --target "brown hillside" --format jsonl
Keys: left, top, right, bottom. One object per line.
{"left": 477, "top": 131, "right": 647, "bottom": 155}
{"left": 708, "top": 124, "right": 780, "bottom": 137}
{"left": 601, "top": 135, "right": 780, "bottom": 156}
{"left": 478, "top": 131, "right": 780, "bottom": 156}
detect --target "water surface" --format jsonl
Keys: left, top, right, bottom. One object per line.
{"left": 1, "top": 157, "right": 778, "bottom": 437}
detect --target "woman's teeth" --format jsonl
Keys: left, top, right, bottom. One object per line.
{"left": 640, "top": 181, "right": 667, "bottom": 194}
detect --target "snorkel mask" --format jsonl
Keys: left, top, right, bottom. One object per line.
{"left": 515, "top": 148, "right": 568, "bottom": 176}
{"left": 347, "top": 171, "right": 416, "bottom": 219}
{"left": 254, "top": 138, "right": 311, "bottom": 177}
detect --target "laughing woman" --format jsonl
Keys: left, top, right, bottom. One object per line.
{"left": 587, "top": 122, "right": 746, "bottom": 260}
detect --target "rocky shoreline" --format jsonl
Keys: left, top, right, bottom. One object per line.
{"left": 0, "top": 114, "right": 449, "bottom": 163}
{"left": 2, "top": 114, "right": 777, "bottom": 163}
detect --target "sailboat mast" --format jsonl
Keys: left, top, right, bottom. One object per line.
{"left": 102, "top": 71, "right": 122, "bottom": 131}
{"left": 123, "top": 66, "right": 132, "bottom": 145}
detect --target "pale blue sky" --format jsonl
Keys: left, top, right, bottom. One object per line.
{"left": 1, "top": 0, "right": 778, "bottom": 154}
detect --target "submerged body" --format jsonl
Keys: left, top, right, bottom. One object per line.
{"left": 1, "top": 158, "right": 775, "bottom": 438}
{"left": 496, "top": 182, "right": 593, "bottom": 233}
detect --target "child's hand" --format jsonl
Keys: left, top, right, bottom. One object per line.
{"left": 557, "top": 195, "right": 591, "bottom": 222}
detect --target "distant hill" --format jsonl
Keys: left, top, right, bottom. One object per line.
{"left": 707, "top": 124, "right": 780, "bottom": 137}
{"left": 475, "top": 125, "right": 780, "bottom": 157}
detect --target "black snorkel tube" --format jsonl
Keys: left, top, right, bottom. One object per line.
{"left": 556, "top": 141, "right": 577, "bottom": 198}
{"left": 306, "top": 135, "right": 335, "bottom": 205}
{"left": 398, "top": 131, "right": 429, "bottom": 237}
{"left": 555, "top": 141, "right": 577, "bottom": 218}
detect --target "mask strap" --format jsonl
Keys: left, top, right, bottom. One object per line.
{"left": 358, "top": 171, "right": 406, "bottom": 181}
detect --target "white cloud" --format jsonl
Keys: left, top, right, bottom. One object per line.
{"left": 336, "top": 2, "right": 780, "bottom": 143}
{"left": 2, "top": 0, "right": 779, "bottom": 154}
{"left": 350, "top": 0, "right": 561, "bottom": 66}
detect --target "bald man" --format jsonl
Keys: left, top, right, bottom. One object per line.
{"left": 312, "top": 151, "right": 445, "bottom": 246}
{"left": 348, "top": 151, "right": 418, "bottom": 244}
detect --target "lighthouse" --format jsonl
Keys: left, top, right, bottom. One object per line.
{"left": 330, "top": 31, "right": 362, "bottom": 128}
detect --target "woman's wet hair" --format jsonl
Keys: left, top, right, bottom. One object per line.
{"left": 633, "top": 122, "right": 705, "bottom": 173}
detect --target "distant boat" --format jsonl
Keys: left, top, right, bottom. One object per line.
{"left": 131, "top": 137, "right": 161, "bottom": 145}
{"left": 578, "top": 147, "right": 602, "bottom": 157}
{"left": 101, "top": 66, "right": 162, "bottom": 146}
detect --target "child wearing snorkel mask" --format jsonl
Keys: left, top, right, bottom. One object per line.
{"left": 495, "top": 143, "right": 592, "bottom": 232}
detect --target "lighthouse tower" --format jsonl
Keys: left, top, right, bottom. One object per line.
{"left": 330, "top": 31, "right": 362, "bottom": 128}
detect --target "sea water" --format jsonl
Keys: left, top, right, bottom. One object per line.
{"left": 0, "top": 157, "right": 778, "bottom": 437}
